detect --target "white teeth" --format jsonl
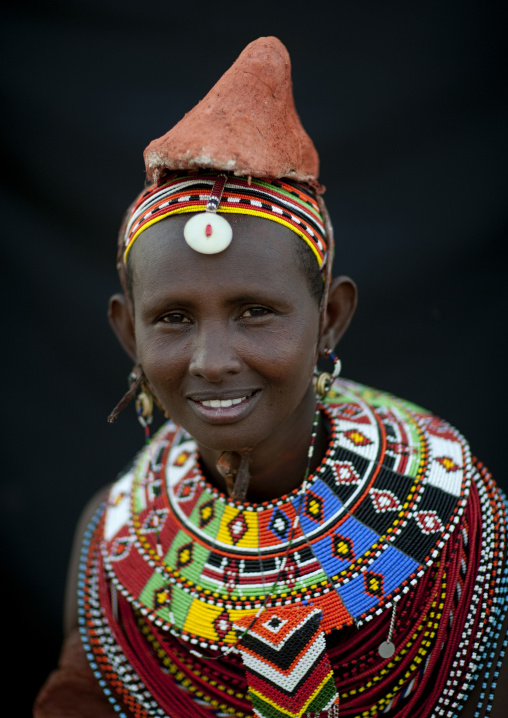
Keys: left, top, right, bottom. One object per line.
{"left": 201, "top": 396, "right": 248, "bottom": 408}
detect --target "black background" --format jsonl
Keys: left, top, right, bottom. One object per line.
{"left": 1, "top": 2, "right": 506, "bottom": 713}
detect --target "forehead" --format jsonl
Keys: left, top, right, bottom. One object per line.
{"left": 128, "top": 213, "right": 309, "bottom": 294}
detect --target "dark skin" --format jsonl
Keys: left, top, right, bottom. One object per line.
{"left": 63, "top": 212, "right": 507, "bottom": 716}
{"left": 110, "top": 213, "right": 356, "bottom": 500}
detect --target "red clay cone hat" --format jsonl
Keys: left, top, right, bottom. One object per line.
{"left": 144, "top": 37, "right": 320, "bottom": 186}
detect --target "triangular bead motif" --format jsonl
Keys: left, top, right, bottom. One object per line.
{"left": 233, "top": 605, "right": 338, "bottom": 718}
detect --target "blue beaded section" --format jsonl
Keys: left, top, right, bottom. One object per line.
{"left": 291, "top": 477, "right": 344, "bottom": 535}
{"left": 330, "top": 514, "right": 380, "bottom": 563}
{"left": 335, "top": 545, "right": 419, "bottom": 617}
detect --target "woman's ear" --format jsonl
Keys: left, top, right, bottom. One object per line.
{"left": 108, "top": 293, "right": 138, "bottom": 362}
{"left": 319, "top": 276, "right": 358, "bottom": 354}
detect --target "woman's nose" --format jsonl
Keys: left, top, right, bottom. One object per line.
{"left": 188, "top": 322, "right": 242, "bottom": 381}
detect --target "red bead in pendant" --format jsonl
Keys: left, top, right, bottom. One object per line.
{"left": 184, "top": 212, "right": 232, "bottom": 253}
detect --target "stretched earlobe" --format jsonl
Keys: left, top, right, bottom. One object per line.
{"left": 319, "top": 276, "right": 357, "bottom": 354}
{"left": 108, "top": 293, "right": 138, "bottom": 362}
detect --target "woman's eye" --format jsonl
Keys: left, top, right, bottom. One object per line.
{"left": 160, "top": 312, "right": 191, "bottom": 324}
{"left": 241, "top": 306, "right": 271, "bottom": 318}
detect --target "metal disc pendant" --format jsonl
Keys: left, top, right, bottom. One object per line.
{"left": 184, "top": 213, "right": 232, "bottom": 254}
{"left": 378, "top": 640, "right": 395, "bottom": 658}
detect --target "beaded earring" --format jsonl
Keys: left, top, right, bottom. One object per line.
{"left": 314, "top": 348, "right": 341, "bottom": 400}
{"left": 129, "top": 370, "right": 154, "bottom": 442}
{"left": 135, "top": 387, "right": 153, "bottom": 442}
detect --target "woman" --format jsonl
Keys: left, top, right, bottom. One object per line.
{"left": 35, "top": 37, "right": 507, "bottom": 718}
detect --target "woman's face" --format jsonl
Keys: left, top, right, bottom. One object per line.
{"left": 129, "top": 213, "right": 322, "bottom": 454}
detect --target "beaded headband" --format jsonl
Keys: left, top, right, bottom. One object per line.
{"left": 122, "top": 171, "right": 328, "bottom": 268}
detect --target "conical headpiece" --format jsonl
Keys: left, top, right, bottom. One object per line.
{"left": 144, "top": 37, "right": 320, "bottom": 186}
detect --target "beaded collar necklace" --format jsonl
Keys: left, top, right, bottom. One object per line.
{"left": 101, "top": 380, "right": 472, "bottom": 648}
{"left": 80, "top": 379, "right": 508, "bottom": 718}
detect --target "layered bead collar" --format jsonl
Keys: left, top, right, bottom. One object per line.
{"left": 100, "top": 379, "right": 473, "bottom": 650}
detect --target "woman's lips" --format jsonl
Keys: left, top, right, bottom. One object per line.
{"left": 187, "top": 390, "right": 260, "bottom": 423}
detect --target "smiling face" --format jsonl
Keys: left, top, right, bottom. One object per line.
{"left": 128, "top": 213, "right": 321, "bottom": 457}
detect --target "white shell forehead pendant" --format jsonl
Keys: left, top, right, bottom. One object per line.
{"left": 183, "top": 174, "right": 233, "bottom": 254}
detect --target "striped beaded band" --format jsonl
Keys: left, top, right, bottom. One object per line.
{"left": 122, "top": 172, "right": 328, "bottom": 268}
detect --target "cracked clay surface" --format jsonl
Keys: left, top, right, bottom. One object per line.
{"left": 143, "top": 36, "right": 320, "bottom": 185}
